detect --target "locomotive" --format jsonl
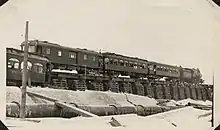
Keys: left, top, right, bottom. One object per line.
{"left": 6, "top": 40, "right": 203, "bottom": 88}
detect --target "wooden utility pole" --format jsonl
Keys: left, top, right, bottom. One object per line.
{"left": 212, "top": 72, "right": 214, "bottom": 127}
{"left": 20, "top": 21, "right": 29, "bottom": 119}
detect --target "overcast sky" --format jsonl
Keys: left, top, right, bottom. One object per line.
{"left": 0, "top": 0, "right": 220, "bottom": 84}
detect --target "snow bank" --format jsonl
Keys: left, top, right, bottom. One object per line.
{"left": 177, "top": 99, "right": 212, "bottom": 106}
{"left": 125, "top": 93, "right": 158, "bottom": 107}
{"left": 6, "top": 87, "right": 52, "bottom": 104}
{"left": 165, "top": 100, "right": 182, "bottom": 107}
{"left": 165, "top": 98, "right": 212, "bottom": 107}
{"left": 6, "top": 86, "right": 158, "bottom": 107}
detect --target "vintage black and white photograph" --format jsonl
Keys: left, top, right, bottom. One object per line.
{"left": 0, "top": 0, "right": 220, "bottom": 129}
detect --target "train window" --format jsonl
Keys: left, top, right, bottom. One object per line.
{"left": 20, "top": 61, "right": 33, "bottom": 71}
{"left": 8, "top": 58, "right": 20, "bottom": 69}
{"left": 36, "top": 46, "right": 42, "bottom": 54}
{"left": 138, "top": 65, "right": 141, "bottom": 69}
{"left": 159, "top": 66, "right": 162, "bottom": 71}
{"left": 110, "top": 59, "right": 113, "bottom": 64}
{"left": 58, "top": 51, "right": 62, "bottom": 56}
{"left": 69, "top": 52, "right": 76, "bottom": 59}
{"left": 134, "top": 62, "right": 138, "bottom": 69}
{"left": 28, "top": 46, "right": 36, "bottom": 53}
{"left": 8, "top": 63, "right": 12, "bottom": 68}
{"left": 33, "top": 63, "right": 43, "bottom": 73}
{"left": 119, "top": 60, "right": 124, "bottom": 66}
{"left": 113, "top": 59, "right": 118, "bottom": 65}
{"left": 148, "top": 65, "right": 154, "bottom": 71}
{"left": 129, "top": 62, "right": 133, "bottom": 67}
{"left": 124, "top": 61, "right": 128, "bottom": 66}
{"left": 104, "top": 58, "right": 109, "bottom": 64}
{"left": 164, "top": 67, "right": 167, "bottom": 71}
{"left": 84, "top": 55, "right": 88, "bottom": 60}
{"left": 141, "top": 64, "right": 145, "bottom": 69}
{"left": 176, "top": 69, "right": 179, "bottom": 73}
{"left": 46, "top": 48, "right": 50, "bottom": 55}
{"left": 128, "top": 62, "right": 131, "bottom": 67}
{"left": 92, "top": 56, "right": 96, "bottom": 61}
{"left": 14, "top": 63, "right": 19, "bottom": 69}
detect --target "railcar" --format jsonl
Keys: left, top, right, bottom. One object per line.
{"left": 6, "top": 48, "right": 49, "bottom": 87}
{"left": 147, "top": 61, "right": 180, "bottom": 79}
{"left": 179, "top": 67, "right": 193, "bottom": 81}
{"left": 102, "top": 52, "right": 148, "bottom": 78}
{"left": 20, "top": 40, "right": 104, "bottom": 75}
{"left": 16, "top": 40, "right": 203, "bottom": 84}
{"left": 180, "top": 67, "right": 203, "bottom": 83}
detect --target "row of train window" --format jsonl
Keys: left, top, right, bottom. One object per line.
{"left": 104, "top": 58, "right": 146, "bottom": 69}
{"left": 156, "top": 66, "right": 179, "bottom": 74}
{"left": 7, "top": 58, "right": 44, "bottom": 73}
{"left": 105, "top": 58, "right": 179, "bottom": 73}
{"left": 45, "top": 48, "right": 96, "bottom": 62}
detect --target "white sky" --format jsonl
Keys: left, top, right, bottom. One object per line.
{"left": 0, "top": 0, "right": 219, "bottom": 84}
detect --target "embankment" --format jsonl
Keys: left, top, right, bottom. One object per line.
{"left": 6, "top": 87, "right": 211, "bottom": 118}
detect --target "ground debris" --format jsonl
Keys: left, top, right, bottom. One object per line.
{"left": 109, "top": 117, "right": 123, "bottom": 127}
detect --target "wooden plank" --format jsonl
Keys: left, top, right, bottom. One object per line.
{"left": 55, "top": 101, "right": 99, "bottom": 117}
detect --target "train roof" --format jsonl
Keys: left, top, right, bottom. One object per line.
{"left": 148, "top": 61, "right": 179, "bottom": 69}
{"left": 7, "top": 48, "right": 49, "bottom": 62}
{"left": 21, "top": 40, "right": 101, "bottom": 56}
{"left": 183, "top": 67, "right": 195, "bottom": 70}
{"left": 102, "top": 52, "right": 148, "bottom": 63}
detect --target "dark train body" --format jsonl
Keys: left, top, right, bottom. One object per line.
{"left": 7, "top": 40, "right": 203, "bottom": 88}
{"left": 6, "top": 48, "right": 49, "bottom": 86}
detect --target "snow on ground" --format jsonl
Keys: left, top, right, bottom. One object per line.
{"left": 4, "top": 107, "right": 213, "bottom": 130}
{"left": 6, "top": 86, "right": 159, "bottom": 107}
{"left": 125, "top": 93, "right": 159, "bottom": 107}
{"left": 5, "top": 87, "right": 213, "bottom": 130}
{"left": 166, "top": 100, "right": 182, "bottom": 106}
{"left": 177, "top": 99, "right": 212, "bottom": 106}
{"left": 7, "top": 86, "right": 212, "bottom": 108}
{"left": 6, "top": 87, "right": 52, "bottom": 104}
{"left": 165, "top": 98, "right": 212, "bottom": 107}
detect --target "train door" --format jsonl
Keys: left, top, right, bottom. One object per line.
{"left": 153, "top": 65, "right": 157, "bottom": 75}
{"left": 36, "top": 46, "right": 43, "bottom": 55}
{"left": 45, "top": 63, "right": 52, "bottom": 84}
{"left": 98, "top": 56, "right": 103, "bottom": 68}
{"left": 147, "top": 64, "right": 155, "bottom": 75}
{"left": 104, "top": 57, "right": 109, "bottom": 69}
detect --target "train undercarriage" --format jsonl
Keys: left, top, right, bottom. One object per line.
{"left": 6, "top": 62, "right": 212, "bottom": 101}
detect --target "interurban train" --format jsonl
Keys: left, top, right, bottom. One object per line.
{"left": 6, "top": 40, "right": 203, "bottom": 89}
